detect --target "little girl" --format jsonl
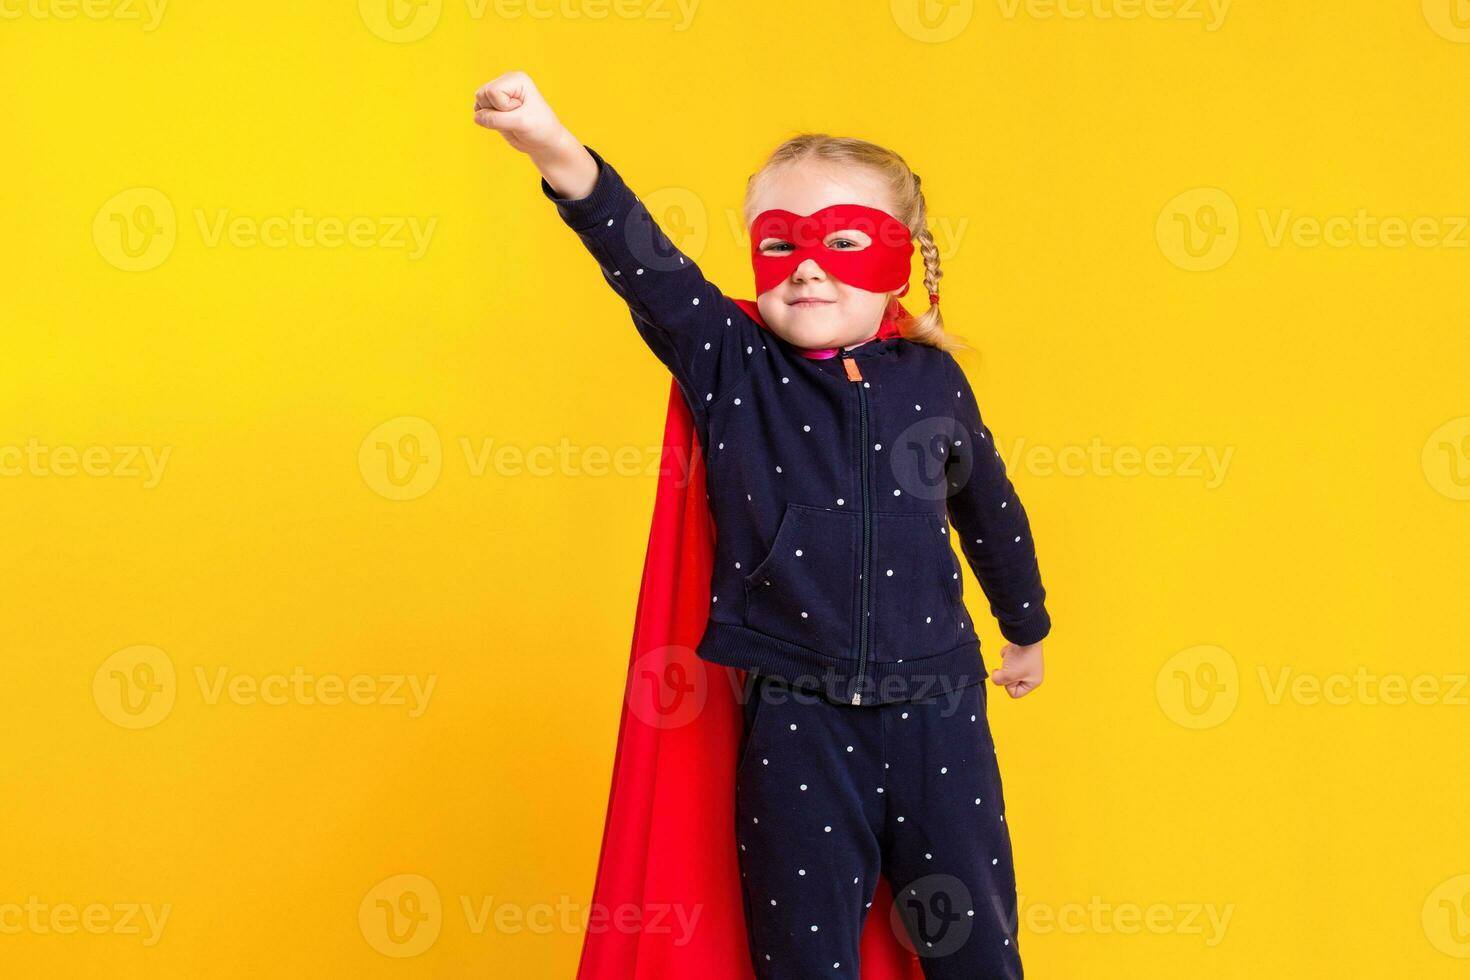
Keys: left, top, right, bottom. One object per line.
{"left": 477, "top": 71, "right": 1051, "bottom": 980}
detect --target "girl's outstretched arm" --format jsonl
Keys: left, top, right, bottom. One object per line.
{"left": 475, "top": 71, "right": 762, "bottom": 419}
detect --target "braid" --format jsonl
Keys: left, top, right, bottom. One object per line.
{"left": 916, "top": 227, "right": 942, "bottom": 307}
{"left": 898, "top": 176, "right": 967, "bottom": 352}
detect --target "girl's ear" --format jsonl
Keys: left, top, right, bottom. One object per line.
{"left": 893, "top": 283, "right": 910, "bottom": 298}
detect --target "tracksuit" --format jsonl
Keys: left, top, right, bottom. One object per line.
{"left": 541, "top": 144, "right": 1050, "bottom": 977}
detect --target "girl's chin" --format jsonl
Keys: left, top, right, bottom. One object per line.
{"left": 779, "top": 324, "right": 840, "bottom": 347}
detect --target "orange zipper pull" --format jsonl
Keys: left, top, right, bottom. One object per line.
{"left": 842, "top": 356, "right": 863, "bottom": 382}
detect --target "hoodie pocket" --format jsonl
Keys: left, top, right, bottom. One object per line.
{"left": 869, "top": 510, "right": 964, "bottom": 663}
{"left": 743, "top": 503, "right": 859, "bottom": 661}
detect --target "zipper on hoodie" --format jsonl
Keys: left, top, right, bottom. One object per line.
{"left": 840, "top": 350, "right": 870, "bottom": 706}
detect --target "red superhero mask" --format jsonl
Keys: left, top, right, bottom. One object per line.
{"left": 750, "top": 204, "right": 915, "bottom": 296}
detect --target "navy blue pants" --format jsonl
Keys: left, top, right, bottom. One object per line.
{"left": 734, "top": 672, "right": 1023, "bottom": 979}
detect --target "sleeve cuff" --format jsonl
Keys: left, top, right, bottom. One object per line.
{"left": 999, "top": 609, "right": 1051, "bottom": 647}
{"left": 538, "top": 144, "right": 628, "bottom": 231}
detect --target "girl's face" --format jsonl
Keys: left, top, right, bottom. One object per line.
{"left": 749, "top": 162, "right": 904, "bottom": 351}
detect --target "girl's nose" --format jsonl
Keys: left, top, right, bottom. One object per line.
{"left": 792, "top": 258, "right": 827, "bottom": 282}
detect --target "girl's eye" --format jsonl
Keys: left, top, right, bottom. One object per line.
{"left": 759, "top": 236, "right": 866, "bottom": 253}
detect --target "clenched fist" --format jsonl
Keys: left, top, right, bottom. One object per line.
{"left": 473, "top": 70, "right": 596, "bottom": 199}
{"left": 991, "top": 640, "right": 1045, "bottom": 698}
{"left": 473, "top": 70, "right": 569, "bottom": 155}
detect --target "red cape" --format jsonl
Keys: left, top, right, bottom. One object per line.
{"left": 575, "top": 299, "right": 924, "bottom": 979}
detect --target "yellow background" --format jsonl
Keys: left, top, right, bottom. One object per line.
{"left": 4, "top": 0, "right": 1469, "bottom": 976}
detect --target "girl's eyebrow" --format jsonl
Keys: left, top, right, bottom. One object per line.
{"left": 761, "top": 228, "right": 872, "bottom": 239}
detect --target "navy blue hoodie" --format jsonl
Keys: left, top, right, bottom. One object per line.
{"left": 542, "top": 145, "right": 1051, "bottom": 705}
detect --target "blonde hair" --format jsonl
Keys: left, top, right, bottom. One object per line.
{"left": 743, "top": 133, "right": 971, "bottom": 354}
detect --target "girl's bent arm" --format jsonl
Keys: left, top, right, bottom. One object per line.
{"left": 943, "top": 355, "right": 1053, "bottom": 647}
